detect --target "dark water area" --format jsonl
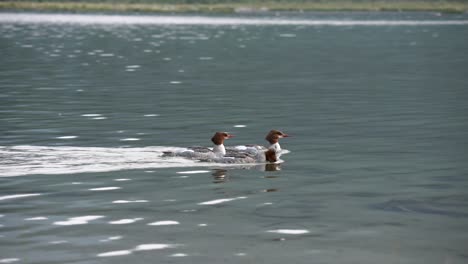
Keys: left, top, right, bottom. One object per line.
{"left": 0, "top": 12, "right": 468, "bottom": 263}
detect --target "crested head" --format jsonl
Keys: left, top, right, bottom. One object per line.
{"left": 265, "top": 130, "right": 289, "bottom": 144}
{"left": 211, "top": 132, "right": 234, "bottom": 146}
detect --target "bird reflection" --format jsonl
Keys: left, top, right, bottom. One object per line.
{"left": 212, "top": 169, "right": 228, "bottom": 183}
{"left": 265, "top": 163, "right": 281, "bottom": 171}
{"left": 211, "top": 163, "right": 281, "bottom": 183}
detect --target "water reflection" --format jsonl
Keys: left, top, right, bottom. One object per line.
{"left": 262, "top": 188, "right": 279, "bottom": 193}
{"left": 212, "top": 169, "right": 228, "bottom": 184}
{"left": 211, "top": 163, "right": 281, "bottom": 183}
{"left": 265, "top": 163, "right": 281, "bottom": 172}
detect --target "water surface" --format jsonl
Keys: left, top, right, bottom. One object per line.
{"left": 1, "top": 12, "right": 468, "bottom": 264}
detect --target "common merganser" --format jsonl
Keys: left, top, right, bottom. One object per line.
{"left": 211, "top": 131, "right": 235, "bottom": 156}
{"left": 162, "top": 132, "right": 234, "bottom": 159}
{"left": 265, "top": 129, "right": 289, "bottom": 154}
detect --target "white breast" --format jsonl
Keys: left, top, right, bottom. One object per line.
{"left": 269, "top": 143, "right": 281, "bottom": 152}
{"left": 212, "top": 144, "right": 226, "bottom": 156}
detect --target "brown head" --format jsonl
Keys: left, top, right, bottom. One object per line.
{"left": 265, "top": 130, "right": 289, "bottom": 144}
{"left": 211, "top": 132, "right": 234, "bottom": 145}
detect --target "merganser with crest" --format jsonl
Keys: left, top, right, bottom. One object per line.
{"left": 162, "top": 132, "right": 234, "bottom": 159}
{"left": 211, "top": 132, "right": 235, "bottom": 156}
{"left": 265, "top": 129, "right": 289, "bottom": 154}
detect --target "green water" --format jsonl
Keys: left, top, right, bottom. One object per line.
{"left": 1, "top": 12, "right": 468, "bottom": 264}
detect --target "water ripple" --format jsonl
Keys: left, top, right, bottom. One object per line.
{"left": 0, "top": 146, "right": 213, "bottom": 177}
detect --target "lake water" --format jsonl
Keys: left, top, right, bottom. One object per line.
{"left": 1, "top": 12, "right": 468, "bottom": 263}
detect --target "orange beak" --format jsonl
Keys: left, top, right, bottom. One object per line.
{"left": 227, "top": 134, "right": 235, "bottom": 139}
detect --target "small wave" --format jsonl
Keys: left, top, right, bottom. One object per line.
{"left": 119, "top": 138, "right": 140, "bottom": 141}
{"left": 148, "top": 220, "right": 180, "bottom": 226}
{"left": 55, "top": 136, "right": 78, "bottom": 139}
{"left": 176, "top": 170, "right": 210, "bottom": 174}
{"left": 98, "top": 250, "right": 132, "bottom": 257}
{"left": 81, "top": 114, "right": 102, "bottom": 117}
{"left": 135, "top": 244, "right": 179, "bottom": 251}
{"left": 0, "top": 259, "right": 20, "bottom": 264}
{"left": 109, "top": 218, "right": 143, "bottom": 225}
{"left": 0, "top": 13, "right": 467, "bottom": 26}
{"left": 0, "top": 193, "right": 41, "bottom": 201}
{"left": 169, "top": 253, "right": 188, "bottom": 257}
{"left": 112, "top": 200, "right": 148, "bottom": 204}
{"left": 100, "top": 236, "right": 123, "bottom": 242}
{"left": 24, "top": 216, "right": 48, "bottom": 221}
{"left": 89, "top": 187, "right": 121, "bottom": 191}
{"left": 198, "top": 196, "right": 247, "bottom": 205}
{"left": 54, "top": 215, "right": 104, "bottom": 226}
{"left": 267, "top": 229, "right": 310, "bottom": 235}
{"left": 97, "top": 244, "right": 181, "bottom": 257}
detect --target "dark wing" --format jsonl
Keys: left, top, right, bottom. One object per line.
{"left": 225, "top": 149, "right": 252, "bottom": 159}
{"left": 226, "top": 145, "right": 266, "bottom": 157}
{"left": 162, "top": 146, "right": 212, "bottom": 158}
{"left": 187, "top": 146, "right": 212, "bottom": 153}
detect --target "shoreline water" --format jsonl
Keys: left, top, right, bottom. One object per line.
{"left": 2, "top": 13, "right": 468, "bottom": 26}
{"left": 1, "top": 1, "right": 468, "bottom": 14}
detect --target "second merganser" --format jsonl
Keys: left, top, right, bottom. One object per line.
{"left": 162, "top": 132, "right": 234, "bottom": 159}
{"left": 211, "top": 131, "right": 235, "bottom": 156}
{"left": 265, "top": 129, "right": 289, "bottom": 154}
